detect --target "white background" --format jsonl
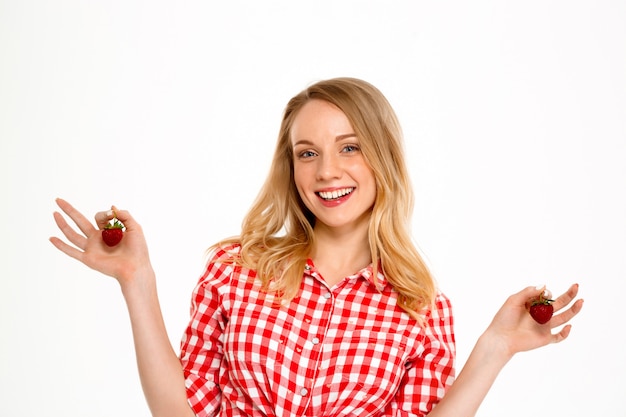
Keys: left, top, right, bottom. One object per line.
{"left": 1, "top": 1, "right": 625, "bottom": 416}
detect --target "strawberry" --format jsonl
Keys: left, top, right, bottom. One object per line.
{"left": 528, "top": 292, "right": 554, "bottom": 324}
{"left": 102, "top": 218, "right": 125, "bottom": 247}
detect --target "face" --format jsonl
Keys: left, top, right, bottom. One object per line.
{"left": 290, "top": 99, "right": 377, "bottom": 234}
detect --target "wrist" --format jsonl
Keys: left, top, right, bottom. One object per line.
{"left": 119, "top": 265, "right": 157, "bottom": 300}
{"left": 475, "top": 329, "right": 515, "bottom": 366}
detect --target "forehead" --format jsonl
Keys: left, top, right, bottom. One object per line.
{"left": 290, "top": 99, "right": 355, "bottom": 144}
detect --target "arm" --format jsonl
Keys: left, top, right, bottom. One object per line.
{"left": 427, "top": 284, "right": 583, "bottom": 417}
{"left": 50, "top": 198, "right": 195, "bottom": 417}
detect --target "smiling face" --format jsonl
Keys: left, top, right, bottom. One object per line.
{"left": 290, "top": 99, "right": 377, "bottom": 235}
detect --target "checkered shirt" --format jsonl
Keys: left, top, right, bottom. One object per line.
{"left": 180, "top": 244, "right": 455, "bottom": 417}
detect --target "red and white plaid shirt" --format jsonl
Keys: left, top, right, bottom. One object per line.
{"left": 180, "top": 244, "right": 455, "bottom": 417}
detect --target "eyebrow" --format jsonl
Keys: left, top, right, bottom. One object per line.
{"left": 293, "top": 133, "right": 357, "bottom": 147}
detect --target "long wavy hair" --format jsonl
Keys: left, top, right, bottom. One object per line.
{"left": 214, "top": 77, "right": 436, "bottom": 319}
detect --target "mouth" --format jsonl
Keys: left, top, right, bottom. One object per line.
{"left": 316, "top": 187, "right": 354, "bottom": 201}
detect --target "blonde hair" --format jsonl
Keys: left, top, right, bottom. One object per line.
{"left": 214, "top": 77, "right": 436, "bottom": 318}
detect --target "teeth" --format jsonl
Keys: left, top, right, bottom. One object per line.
{"left": 318, "top": 188, "right": 354, "bottom": 200}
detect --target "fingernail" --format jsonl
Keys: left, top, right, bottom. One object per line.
{"left": 535, "top": 285, "right": 545, "bottom": 291}
{"left": 106, "top": 210, "right": 114, "bottom": 217}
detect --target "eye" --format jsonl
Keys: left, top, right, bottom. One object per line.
{"left": 296, "top": 149, "right": 317, "bottom": 159}
{"left": 341, "top": 144, "right": 360, "bottom": 153}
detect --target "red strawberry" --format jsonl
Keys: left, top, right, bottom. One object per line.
{"left": 102, "top": 218, "right": 124, "bottom": 247}
{"left": 528, "top": 292, "right": 554, "bottom": 324}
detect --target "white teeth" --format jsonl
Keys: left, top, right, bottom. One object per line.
{"left": 318, "top": 188, "right": 354, "bottom": 200}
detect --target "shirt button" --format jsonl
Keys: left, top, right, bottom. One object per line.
{"left": 311, "top": 337, "right": 320, "bottom": 345}
{"left": 300, "top": 388, "right": 308, "bottom": 396}
{"left": 323, "top": 292, "right": 331, "bottom": 299}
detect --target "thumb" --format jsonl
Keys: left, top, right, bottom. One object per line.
{"left": 515, "top": 285, "right": 551, "bottom": 308}
{"left": 110, "top": 206, "right": 140, "bottom": 232}
{"left": 94, "top": 206, "right": 139, "bottom": 231}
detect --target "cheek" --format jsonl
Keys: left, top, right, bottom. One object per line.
{"left": 292, "top": 166, "right": 304, "bottom": 190}
{"left": 292, "top": 169, "right": 311, "bottom": 202}
{"left": 293, "top": 162, "right": 315, "bottom": 186}
{"left": 361, "top": 168, "right": 378, "bottom": 202}
{"left": 352, "top": 164, "right": 376, "bottom": 188}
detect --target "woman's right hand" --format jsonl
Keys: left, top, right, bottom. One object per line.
{"left": 51, "top": 198, "right": 194, "bottom": 417}
{"left": 50, "top": 198, "right": 153, "bottom": 287}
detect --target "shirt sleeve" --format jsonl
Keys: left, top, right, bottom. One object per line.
{"left": 393, "top": 292, "right": 456, "bottom": 417}
{"left": 179, "top": 248, "right": 233, "bottom": 417}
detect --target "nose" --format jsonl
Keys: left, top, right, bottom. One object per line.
{"left": 316, "top": 153, "right": 342, "bottom": 181}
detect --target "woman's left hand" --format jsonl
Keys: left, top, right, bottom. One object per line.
{"left": 484, "top": 284, "right": 584, "bottom": 358}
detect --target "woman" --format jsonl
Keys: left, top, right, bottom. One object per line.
{"left": 50, "top": 77, "right": 583, "bottom": 417}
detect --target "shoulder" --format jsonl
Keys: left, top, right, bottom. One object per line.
{"left": 424, "top": 291, "right": 455, "bottom": 340}
{"left": 433, "top": 291, "right": 453, "bottom": 317}
{"left": 197, "top": 242, "right": 261, "bottom": 291}
{"left": 205, "top": 242, "right": 242, "bottom": 263}
{"left": 194, "top": 243, "right": 242, "bottom": 290}
{"left": 189, "top": 243, "right": 248, "bottom": 308}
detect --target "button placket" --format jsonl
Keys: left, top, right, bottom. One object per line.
{"left": 291, "top": 272, "right": 337, "bottom": 410}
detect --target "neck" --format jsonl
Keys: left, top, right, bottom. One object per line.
{"left": 310, "top": 222, "right": 372, "bottom": 286}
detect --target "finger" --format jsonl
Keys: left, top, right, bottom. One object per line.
{"left": 49, "top": 236, "right": 85, "bottom": 263}
{"left": 551, "top": 324, "right": 572, "bottom": 344}
{"left": 95, "top": 208, "right": 117, "bottom": 230}
{"left": 551, "top": 283, "right": 580, "bottom": 312}
{"left": 107, "top": 207, "right": 141, "bottom": 232}
{"left": 515, "top": 285, "right": 546, "bottom": 307}
{"left": 55, "top": 198, "right": 97, "bottom": 237}
{"left": 53, "top": 210, "right": 88, "bottom": 250}
{"left": 550, "top": 298, "right": 584, "bottom": 328}
{"left": 528, "top": 285, "right": 552, "bottom": 301}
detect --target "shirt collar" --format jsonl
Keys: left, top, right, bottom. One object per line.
{"left": 304, "top": 259, "right": 388, "bottom": 290}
